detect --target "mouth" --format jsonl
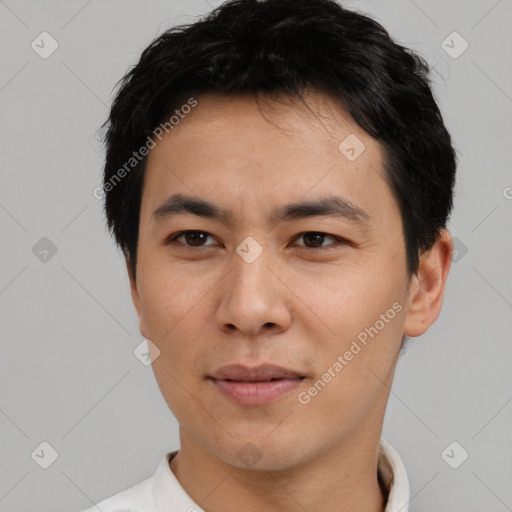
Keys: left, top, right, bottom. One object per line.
{"left": 208, "top": 364, "right": 306, "bottom": 405}
{"left": 222, "top": 377, "right": 305, "bottom": 382}
{"left": 209, "top": 363, "right": 306, "bottom": 381}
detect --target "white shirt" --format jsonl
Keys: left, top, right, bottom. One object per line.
{"left": 78, "top": 437, "right": 409, "bottom": 512}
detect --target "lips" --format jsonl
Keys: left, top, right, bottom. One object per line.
{"left": 209, "top": 364, "right": 305, "bottom": 382}
{"left": 208, "top": 364, "right": 305, "bottom": 406}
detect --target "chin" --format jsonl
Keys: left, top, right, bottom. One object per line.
{"left": 210, "top": 434, "right": 306, "bottom": 472}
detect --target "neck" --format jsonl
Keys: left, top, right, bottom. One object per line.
{"left": 169, "top": 424, "right": 387, "bottom": 512}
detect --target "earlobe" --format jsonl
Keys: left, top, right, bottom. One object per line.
{"left": 403, "top": 229, "right": 453, "bottom": 338}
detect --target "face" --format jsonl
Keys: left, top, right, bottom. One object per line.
{"left": 128, "top": 91, "right": 442, "bottom": 471}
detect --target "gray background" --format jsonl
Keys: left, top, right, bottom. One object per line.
{"left": 0, "top": 0, "right": 511, "bottom": 510}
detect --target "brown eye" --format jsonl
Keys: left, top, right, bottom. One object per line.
{"left": 294, "top": 232, "right": 340, "bottom": 249}
{"left": 167, "top": 231, "right": 216, "bottom": 247}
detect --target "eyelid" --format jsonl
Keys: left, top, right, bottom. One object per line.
{"left": 292, "top": 232, "right": 341, "bottom": 248}
{"left": 164, "top": 230, "right": 217, "bottom": 247}
{"left": 165, "top": 230, "right": 350, "bottom": 250}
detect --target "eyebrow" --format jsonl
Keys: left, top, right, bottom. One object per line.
{"left": 152, "top": 193, "right": 370, "bottom": 226}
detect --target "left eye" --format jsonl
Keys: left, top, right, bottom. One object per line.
{"left": 293, "top": 232, "right": 340, "bottom": 249}
{"left": 165, "top": 231, "right": 343, "bottom": 249}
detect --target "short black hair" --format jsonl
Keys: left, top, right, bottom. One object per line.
{"left": 99, "top": 0, "right": 457, "bottom": 280}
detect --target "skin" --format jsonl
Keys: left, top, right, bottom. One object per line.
{"left": 127, "top": 91, "right": 453, "bottom": 512}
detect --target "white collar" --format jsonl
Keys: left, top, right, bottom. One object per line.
{"left": 152, "top": 437, "right": 410, "bottom": 512}
{"left": 378, "top": 437, "right": 410, "bottom": 511}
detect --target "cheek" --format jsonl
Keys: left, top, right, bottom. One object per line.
{"left": 137, "top": 265, "right": 217, "bottom": 377}
{"left": 300, "top": 263, "right": 399, "bottom": 329}
{"left": 139, "top": 264, "right": 203, "bottom": 336}
{"left": 301, "top": 298, "right": 406, "bottom": 428}
{"left": 300, "top": 260, "right": 407, "bottom": 375}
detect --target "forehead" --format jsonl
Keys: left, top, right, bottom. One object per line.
{"left": 164, "top": 90, "right": 370, "bottom": 145}
{"left": 140, "top": 91, "right": 396, "bottom": 227}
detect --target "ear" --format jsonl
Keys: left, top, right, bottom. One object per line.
{"left": 125, "top": 257, "right": 147, "bottom": 338}
{"left": 403, "top": 229, "right": 453, "bottom": 337}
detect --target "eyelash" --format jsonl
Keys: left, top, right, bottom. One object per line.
{"left": 164, "top": 230, "right": 348, "bottom": 251}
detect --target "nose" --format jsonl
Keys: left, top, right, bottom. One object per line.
{"left": 214, "top": 242, "right": 292, "bottom": 338}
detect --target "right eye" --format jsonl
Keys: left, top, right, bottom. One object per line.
{"left": 165, "top": 230, "right": 218, "bottom": 247}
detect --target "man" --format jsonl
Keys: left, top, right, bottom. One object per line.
{"left": 82, "top": 0, "right": 456, "bottom": 510}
